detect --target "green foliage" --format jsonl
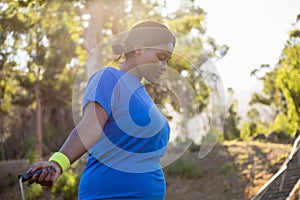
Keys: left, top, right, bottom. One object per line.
{"left": 188, "top": 141, "right": 201, "bottom": 152}
{"left": 269, "top": 113, "right": 294, "bottom": 138}
{"left": 51, "top": 169, "right": 79, "bottom": 200}
{"left": 26, "top": 149, "right": 40, "bottom": 162}
{"left": 203, "top": 127, "right": 223, "bottom": 144}
{"left": 240, "top": 122, "right": 252, "bottom": 139}
{"left": 165, "top": 157, "right": 201, "bottom": 178}
{"left": 143, "top": 1, "right": 220, "bottom": 116}
{"left": 255, "top": 123, "right": 268, "bottom": 136}
{"left": 43, "top": 119, "right": 71, "bottom": 153}
{"left": 169, "top": 15, "right": 205, "bottom": 35}
{"left": 240, "top": 121, "right": 269, "bottom": 140}
{"left": 19, "top": 136, "right": 39, "bottom": 161}
{"left": 24, "top": 183, "right": 43, "bottom": 200}
{"left": 0, "top": 0, "right": 84, "bottom": 159}
{"left": 249, "top": 13, "right": 300, "bottom": 140}
{"left": 222, "top": 162, "right": 234, "bottom": 176}
{"left": 1, "top": 0, "right": 226, "bottom": 159}
{"left": 7, "top": 172, "right": 17, "bottom": 186}
{"left": 223, "top": 89, "right": 240, "bottom": 140}
{"left": 238, "top": 107, "right": 269, "bottom": 139}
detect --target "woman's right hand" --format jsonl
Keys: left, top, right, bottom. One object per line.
{"left": 27, "top": 161, "right": 62, "bottom": 187}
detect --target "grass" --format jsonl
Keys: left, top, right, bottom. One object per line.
{"left": 164, "top": 156, "right": 201, "bottom": 179}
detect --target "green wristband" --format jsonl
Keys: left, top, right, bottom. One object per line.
{"left": 49, "top": 152, "right": 70, "bottom": 172}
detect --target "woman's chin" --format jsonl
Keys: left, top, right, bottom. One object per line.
{"left": 145, "top": 76, "right": 159, "bottom": 84}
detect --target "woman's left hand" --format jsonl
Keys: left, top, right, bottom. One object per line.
{"left": 27, "top": 161, "right": 62, "bottom": 187}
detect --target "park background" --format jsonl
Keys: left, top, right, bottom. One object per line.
{"left": 0, "top": 0, "right": 299, "bottom": 199}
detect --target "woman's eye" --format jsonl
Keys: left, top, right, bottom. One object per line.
{"left": 158, "top": 54, "right": 167, "bottom": 61}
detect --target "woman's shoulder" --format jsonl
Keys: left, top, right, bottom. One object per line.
{"left": 102, "top": 66, "right": 120, "bottom": 73}
{"left": 93, "top": 66, "right": 119, "bottom": 75}
{"left": 89, "top": 67, "right": 122, "bottom": 80}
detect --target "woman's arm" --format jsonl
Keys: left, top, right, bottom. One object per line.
{"left": 27, "top": 102, "right": 108, "bottom": 186}
{"left": 60, "top": 102, "right": 108, "bottom": 163}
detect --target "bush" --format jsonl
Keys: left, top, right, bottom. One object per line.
{"left": 188, "top": 142, "right": 201, "bottom": 152}
{"left": 222, "top": 162, "right": 234, "bottom": 176}
{"left": 164, "top": 157, "right": 201, "bottom": 179}
{"left": 269, "top": 113, "right": 294, "bottom": 139}
{"left": 7, "top": 172, "right": 17, "bottom": 187}
{"left": 51, "top": 168, "right": 79, "bottom": 200}
{"left": 240, "top": 122, "right": 252, "bottom": 139}
{"left": 26, "top": 149, "right": 39, "bottom": 162}
{"left": 24, "top": 184, "right": 43, "bottom": 200}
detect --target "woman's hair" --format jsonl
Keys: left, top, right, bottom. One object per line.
{"left": 112, "top": 20, "right": 175, "bottom": 58}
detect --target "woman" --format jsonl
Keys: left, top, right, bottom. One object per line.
{"left": 27, "top": 20, "right": 175, "bottom": 199}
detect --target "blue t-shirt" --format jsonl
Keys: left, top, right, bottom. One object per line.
{"left": 78, "top": 67, "right": 170, "bottom": 200}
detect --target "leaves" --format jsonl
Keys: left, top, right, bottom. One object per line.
{"left": 249, "top": 13, "right": 300, "bottom": 138}
{"left": 1, "top": 0, "right": 85, "bottom": 158}
{"left": 1, "top": 0, "right": 226, "bottom": 159}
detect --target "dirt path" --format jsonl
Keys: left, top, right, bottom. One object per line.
{"left": 165, "top": 141, "right": 291, "bottom": 200}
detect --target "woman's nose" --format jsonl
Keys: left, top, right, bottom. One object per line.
{"left": 160, "top": 62, "right": 167, "bottom": 71}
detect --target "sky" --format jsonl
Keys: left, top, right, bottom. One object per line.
{"left": 192, "top": 0, "right": 300, "bottom": 115}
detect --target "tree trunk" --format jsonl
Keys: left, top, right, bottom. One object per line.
{"left": 85, "top": 0, "right": 104, "bottom": 78}
{"left": 34, "top": 80, "right": 43, "bottom": 157}
{"left": 0, "top": 113, "right": 5, "bottom": 160}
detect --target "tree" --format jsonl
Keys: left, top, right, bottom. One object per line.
{"left": 223, "top": 88, "right": 240, "bottom": 140}
{"left": 1, "top": 0, "right": 227, "bottom": 159}
{"left": 1, "top": 0, "right": 84, "bottom": 158}
{"left": 82, "top": 0, "right": 228, "bottom": 144}
{"left": 250, "top": 14, "right": 300, "bottom": 139}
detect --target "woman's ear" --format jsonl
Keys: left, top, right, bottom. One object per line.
{"left": 134, "top": 49, "right": 143, "bottom": 56}
{"left": 133, "top": 45, "right": 144, "bottom": 56}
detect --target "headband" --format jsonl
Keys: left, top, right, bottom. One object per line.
{"left": 112, "top": 27, "right": 175, "bottom": 55}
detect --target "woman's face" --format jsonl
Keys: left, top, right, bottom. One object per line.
{"left": 135, "top": 43, "right": 173, "bottom": 83}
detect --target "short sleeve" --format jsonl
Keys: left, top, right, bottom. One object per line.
{"left": 82, "top": 68, "right": 118, "bottom": 116}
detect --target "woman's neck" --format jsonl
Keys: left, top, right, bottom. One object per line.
{"left": 119, "top": 60, "right": 142, "bottom": 80}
